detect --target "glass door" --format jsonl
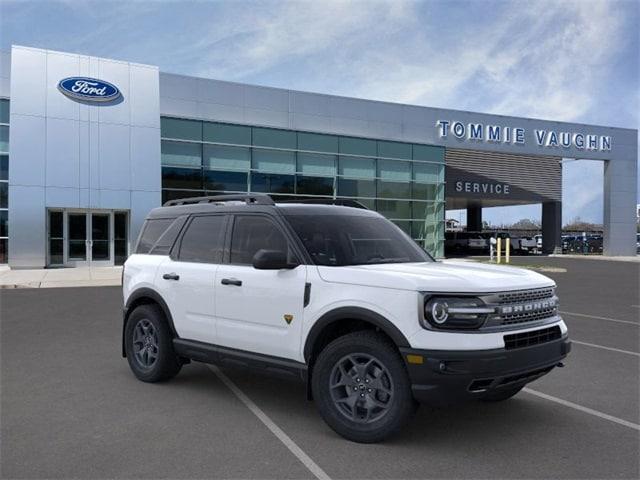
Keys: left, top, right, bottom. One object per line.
{"left": 48, "top": 210, "right": 130, "bottom": 267}
{"left": 67, "top": 213, "right": 88, "bottom": 266}
{"left": 90, "top": 213, "right": 112, "bottom": 266}
{"left": 114, "top": 212, "right": 128, "bottom": 265}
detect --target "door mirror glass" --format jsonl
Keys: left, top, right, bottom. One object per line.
{"left": 252, "top": 249, "right": 297, "bottom": 270}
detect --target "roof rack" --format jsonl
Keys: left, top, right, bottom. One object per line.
{"left": 163, "top": 193, "right": 275, "bottom": 207}
{"left": 275, "top": 198, "right": 370, "bottom": 210}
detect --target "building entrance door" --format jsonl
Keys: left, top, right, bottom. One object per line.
{"left": 47, "top": 210, "right": 129, "bottom": 267}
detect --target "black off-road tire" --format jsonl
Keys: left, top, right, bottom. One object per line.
{"left": 124, "top": 304, "right": 182, "bottom": 382}
{"left": 480, "top": 385, "right": 524, "bottom": 402}
{"left": 312, "top": 331, "right": 416, "bottom": 443}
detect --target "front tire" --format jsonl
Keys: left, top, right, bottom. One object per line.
{"left": 124, "top": 304, "right": 182, "bottom": 383}
{"left": 312, "top": 331, "right": 416, "bottom": 443}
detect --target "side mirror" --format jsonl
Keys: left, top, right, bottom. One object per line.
{"left": 252, "top": 249, "right": 298, "bottom": 270}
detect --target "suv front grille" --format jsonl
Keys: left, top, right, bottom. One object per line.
{"left": 497, "top": 287, "right": 554, "bottom": 304}
{"left": 504, "top": 326, "right": 561, "bottom": 350}
{"left": 495, "top": 287, "right": 557, "bottom": 326}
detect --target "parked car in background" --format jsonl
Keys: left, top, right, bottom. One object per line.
{"left": 445, "top": 231, "right": 487, "bottom": 255}
{"left": 518, "top": 236, "right": 538, "bottom": 254}
{"left": 534, "top": 234, "right": 543, "bottom": 254}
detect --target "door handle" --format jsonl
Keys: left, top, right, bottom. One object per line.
{"left": 162, "top": 273, "right": 180, "bottom": 281}
{"left": 221, "top": 278, "right": 242, "bottom": 286}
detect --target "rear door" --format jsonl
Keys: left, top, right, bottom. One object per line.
{"left": 215, "top": 214, "right": 307, "bottom": 361}
{"left": 157, "top": 214, "right": 228, "bottom": 345}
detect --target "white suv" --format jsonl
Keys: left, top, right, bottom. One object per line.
{"left": 122, "top": 194, "right": 570, "bottom": 443}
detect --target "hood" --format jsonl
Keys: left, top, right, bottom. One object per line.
{"left": 316, "top": 260, "right": 555, "bottom": 293}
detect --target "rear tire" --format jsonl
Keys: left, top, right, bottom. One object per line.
{"left": 312, "top": 331, "right": 416, "bottom": 443}
{"left": 480, "top": 385, "right": 523, "bottom": 402}
{"left": 124, "top": 304, "right": 182, "bottom": 383}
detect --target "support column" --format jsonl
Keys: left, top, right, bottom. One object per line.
{"left": 542, "top": 201, "right": 562, "bottom": 254}
{"left": 603, "top": 155, "right": 637, "bottom": 256}
{"left": 466, "top": 205, "right": 482, "bottom": 232}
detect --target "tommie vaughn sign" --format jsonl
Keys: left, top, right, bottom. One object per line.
{"left": 436, "top": 120, "right": 612, "bottom": 152}
{"left": 58, "top": 77, "right": 121, "bottom": 102}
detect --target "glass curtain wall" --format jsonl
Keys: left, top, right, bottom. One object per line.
{"left": 160, "top": 117, "right": 445, "bottom": 257}
{"left": 0, "top": 99, "right": 9, "bottom": 264}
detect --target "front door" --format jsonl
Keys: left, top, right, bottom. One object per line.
{"left": 156, "top": 214, "right": 227, "bottom": 345}
{"left": 66, "top": 212, "right": 88, "bottom": 266}
{"left": 215, "top": 214, "right": 307, "bottom": 361}
{"left": 47, "top": 210, "right": 129, "bottom": 267}
{"left": 90, "top": 213, "right": 111, "bottom": 266}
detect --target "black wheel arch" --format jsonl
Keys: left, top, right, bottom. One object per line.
{"left": 122, "top": 288, "right": 178, "bottom": 357}
{"left": 303, "top": 307, "right": 410, "bottom": 363}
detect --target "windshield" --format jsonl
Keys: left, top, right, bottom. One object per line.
{"left": 285, "top": 214, "right": 433, "bottom": 266}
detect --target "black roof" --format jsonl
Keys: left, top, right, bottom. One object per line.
{"left": 147, "top": 194, "right": 379, "bottom": 219}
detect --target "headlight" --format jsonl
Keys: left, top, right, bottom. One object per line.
{"left": 422, "top": 296, "right": 494, "bottom": 330}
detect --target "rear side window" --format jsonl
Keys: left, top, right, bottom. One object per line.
{"left": 178, "top": 215, "right": 226, "bottom": 263}
{"left": 230, "top": 215, "right": 289, "bottom": 265}
{"left": 149, "top": 217, "right": 188, "bottom": 255}
{"left": 136, "top": 218, "right": 175, "bottom": 254}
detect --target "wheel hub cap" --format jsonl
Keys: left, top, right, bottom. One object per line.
{"left": 329, "top": 353, "right": 394, "bottom": 424}
{"left": 132, "top": 319, "right": 158, "bottom": 368}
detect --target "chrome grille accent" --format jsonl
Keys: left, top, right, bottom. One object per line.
{"left": 481, "top": 287, "right": 558, "bottom": 328}
{"left": 497, "top": 288, "right": 555, "bottom": 305}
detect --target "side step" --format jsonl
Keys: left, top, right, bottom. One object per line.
{"left": 173, "top": 338, "right": 307, "bottom": 381}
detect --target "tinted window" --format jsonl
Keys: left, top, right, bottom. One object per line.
{"left": 251, "top": 172, "right": 294, "bottom": 194}
{"left": 178, "top": 215, "right": 226, "bottom": 263}
{"left": 0, "top": 155, "right": 7, "bottom": 181}
{"left": 162, "top": 167, "right": 203, "bottom": 189}
{"left": 136, "top": 218, "right": 175, "bottom": 254}
{"left": 230, "top": 216, "right": 289, "bottom": 265}
{"left": 296, "top": 176, "right": 333, "bottom": 196}
{"left": 150, "top": 216, "right": 187, "bottom": 255}
{"left": 285, "top": 214, "right": 431, "bottom": 266}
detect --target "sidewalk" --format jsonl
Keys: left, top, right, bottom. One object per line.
{"left": 549, "top": 254, "right": 640, "bottom": 263}
{"left": 0, "top": 267, "right": 122, "bottom": 289}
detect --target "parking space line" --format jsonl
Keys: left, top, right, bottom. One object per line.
{"left": 559, "top": 310, "right": 639, "bottom": 326}
{"left": 572, "top": 339, "right": 639, "bottom": 357}
{"left": 524, "top": 388, "right": 640, "bottom": 431}
{"left": 208, "top": 365, "right": 331, "bottom": 480}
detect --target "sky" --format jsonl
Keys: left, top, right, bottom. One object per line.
{"left": 1, "top": 0, "right": 638, "bottom": 226}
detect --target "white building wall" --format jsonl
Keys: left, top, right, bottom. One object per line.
{"left": 8, "top": 46, "right": 160, "bottom": 267}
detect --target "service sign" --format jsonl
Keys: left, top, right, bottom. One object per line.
{"left": 58, "top": 77, "right": 121, "bottom": 102}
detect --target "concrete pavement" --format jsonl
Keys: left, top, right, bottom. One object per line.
{"left": 1, "top": 256, "right": 638, "bottom": 479}
{"left": 0, "top": 266, "right": 122, "bottom": 289}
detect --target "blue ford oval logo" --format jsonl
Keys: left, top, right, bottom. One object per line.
{"left": 58, "top": 77, "right": 121, "bottom": 102}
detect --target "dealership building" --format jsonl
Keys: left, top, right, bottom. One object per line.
{"left": 0, "top": 45, "right": 637, "bottom": 268}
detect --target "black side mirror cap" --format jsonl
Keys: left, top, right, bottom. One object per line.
{"left": 252, "top": 249, "right": 298, "bottom": 270}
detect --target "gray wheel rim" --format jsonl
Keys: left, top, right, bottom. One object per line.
{"left": 132, "top": 319, "right": 159, "bottom": 368}
{"left": 329, "top": 353, "right": 394, "bottom": 424}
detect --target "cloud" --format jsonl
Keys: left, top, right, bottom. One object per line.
{"left": 1, "top": 0, "right": 636, "bottom": 222}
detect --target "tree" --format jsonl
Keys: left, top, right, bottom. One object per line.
{"left": 509, "top": 218, "right": 541, "bottom": 230}
{"left": 563, "top": 216, "right": 602, "bottom": 232}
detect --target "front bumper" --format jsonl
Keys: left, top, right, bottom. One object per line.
{"left": 400, "top": 335, "right": 571, "bottom": 405}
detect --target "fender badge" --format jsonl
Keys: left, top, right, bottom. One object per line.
{"left": 284, "top": 314, "right": 294, "bottom": 325}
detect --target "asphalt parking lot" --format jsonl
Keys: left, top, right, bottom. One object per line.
{"left": 1, "top": 257, "right": 639, "bottom": 479}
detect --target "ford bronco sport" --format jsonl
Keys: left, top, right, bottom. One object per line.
{"left": 122, "top": 194, "right": 570, "bottom": 443}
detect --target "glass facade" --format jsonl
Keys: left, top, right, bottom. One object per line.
{"left": 0, "top": 99, "right": 8, "bottom": 263}
{"left": 160, "top": 117, "right": 445, "bottom": 257}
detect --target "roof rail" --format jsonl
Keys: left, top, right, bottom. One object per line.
{"left": 163, "top": 193, "right": 275, "bottom": 207}
{"left": 275, "top": 198, "right": 370, "bottom": 210}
